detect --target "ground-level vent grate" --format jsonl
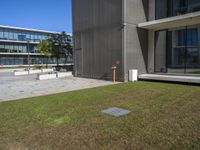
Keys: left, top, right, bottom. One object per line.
{"left": 101, "top": 107, "right": 130, "bottom": 117}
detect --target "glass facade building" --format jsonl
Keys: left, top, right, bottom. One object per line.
{"left": 0, "top": 25, "right": 72, "bottom": 66}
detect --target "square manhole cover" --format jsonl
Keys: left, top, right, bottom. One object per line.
{"left": 102, "top": 107, "right": 130, "bottom": 117}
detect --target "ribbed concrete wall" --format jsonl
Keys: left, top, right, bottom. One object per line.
{"left": 73, "top": 0, "right": 153, "bottom": 81}
{"left": 72, "top": 0, "right": 123, "bottom": 81}
{"left": 123, "top": 0, "right": 149, "bottom": 81}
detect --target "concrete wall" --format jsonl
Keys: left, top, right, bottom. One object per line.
{"left": 123, "top": 0, "right": 149, "bottom": 81}
{"left": 72, "top": 0, "right": 123, "bottom": 81}
{"left": 148, "top": 0, "right": 156, "bottom": 21}
{"left": 148, "top": 0, "right": 155, "bottom": 73}
{"left": 73, "top": 0, "right": 160, "bottom": 81}
{"left": 154, "top": 31, "right": 167, "bottom": 72}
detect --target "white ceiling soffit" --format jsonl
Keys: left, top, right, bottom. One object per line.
{"left": 138, "top": 11, "right": 200, "bottom": 31}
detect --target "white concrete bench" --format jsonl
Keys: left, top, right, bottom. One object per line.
{"left": 29, "top": 70, "right": 42, "bottom": 74}
{"left": 14, "top": 70, "right": 29, "bottom": 76}
{"left": 37, "top": 73, "right": 57, "bottom": 80}
{"left": 42, "top": 68, "right": 54, "bottom": 73}
{"left": 56, "top": 72, "right": 73, "bottom": 78}
{"left": 14, "top": 68, "right": 54, "bottom": 76}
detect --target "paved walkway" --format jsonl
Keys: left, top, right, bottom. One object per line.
{"left": 0, "top": 70, "right": 116, "bottom": 102}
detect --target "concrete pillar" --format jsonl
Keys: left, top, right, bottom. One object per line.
{"left": 148, "top": 0, "right": 155, "bottom": 21}
{"left": 148, "top": 0, "right": 155, "bottom": 73}
{"left": 148, "top": 30, "right": 155, "bottom": 73}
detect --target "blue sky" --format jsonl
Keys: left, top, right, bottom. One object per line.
{"left": 0, "top": 0, "right": 72, "bottom": 33}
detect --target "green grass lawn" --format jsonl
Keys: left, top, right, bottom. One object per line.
{"left": 0, "top": 82, "right": 200, "bottom": 150}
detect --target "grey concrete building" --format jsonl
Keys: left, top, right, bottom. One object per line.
{"left": 72, "top": 0, "right": 200, "bottom": 82}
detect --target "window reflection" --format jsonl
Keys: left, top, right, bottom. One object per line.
{"left": 156, "top": 0, "right": 200, "bottom": 20}
{"left": 0, "top": 29, "right": 53, "bottom": 42}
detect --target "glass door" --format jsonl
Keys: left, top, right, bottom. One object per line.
{"left": 166, "top": 25, "right": 200, "bottom": 75}
{"left": 167, "top": 27, "right": 187, "bottom": 74}
{"left": 185, "top": 47, "right": 200, "bottom": 74}
{"left": 185, "top": 27, "right": 200, "bottom": 74}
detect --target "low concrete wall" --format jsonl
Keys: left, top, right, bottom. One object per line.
{"left": 14, "top": 69, "right": 54, "bottom": 76}
{"left": 29, "top": 70, "right": 42, "bottom": 74}
{"left": 14, "top": 70, "right": 29, "bottom": 76}
{"left": 42, "top": 68, "right": 54, "bottom": 73}
{"left": 37, "top": 73, "right": 57, "bottom": 80}
{"left": 56, "top": 72, "right": 73, "bottom": 78}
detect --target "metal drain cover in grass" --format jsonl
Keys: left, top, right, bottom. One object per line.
{"left": 102, "top": 107, "right": 130, "bottom": 117}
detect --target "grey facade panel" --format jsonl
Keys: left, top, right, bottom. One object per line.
{"left": 148, "top": 0, "right": 156, "bottom": 21}
{"left": 73, "top": 0, "right": 123, "bottom": 81}
{"left": 124, "top": 0, "right": 148, "bottom": 24}
{"left": 73, "top": 0, "right": 149, "bottom": 81}
{"left": 124, "top": 25, "right": 148, "bottom": 80}
{"left": 123, "top": 0, "right": 148, "bottom": 81}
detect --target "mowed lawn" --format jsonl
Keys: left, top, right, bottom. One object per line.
{"left": 0, "top": 82, "right": 200, "bottom": 150}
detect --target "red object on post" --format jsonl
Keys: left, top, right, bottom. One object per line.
{"left": 112, "top": 65, "right": 117, "bottom": 82}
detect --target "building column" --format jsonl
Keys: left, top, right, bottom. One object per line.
{"left": 148, "top": 30, "right": 155, "bottom": 73}
{"left": 148, "top": 0, "right": 155, "bottom": 73}
{"left": 148, "top": 0, "right": 156, "bottom": 21}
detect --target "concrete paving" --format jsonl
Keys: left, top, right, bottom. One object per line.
{"left": 0, "top": 69, "right": 116, "bottom": 102}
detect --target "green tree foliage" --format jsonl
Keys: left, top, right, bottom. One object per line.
{"left": 50, "top": 32, "right": 68, "bottom": 67}
{"left": 37, "top": 40, "right": 53, "bottom": 57}
{"left": 37, "top": 40, "right": 53, "bottom": 68}
{"left": 37, "top": 32, "right": 72, "bottom": 69}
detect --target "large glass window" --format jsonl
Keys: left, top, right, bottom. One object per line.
{"left": 4, "top": 30, "right": 9, "bottom": 39}
{"left": 0, "top": 43, "right": 4, "bottom": 52}
{"left": 0, "top": 55, "right": 68, "bottom": 65}
{"left": 18, "top": 45, "right": 23, "bottom": 53}
{"left": 13, "top": 31, "right": 18, "bottom": 40}
{"left": 0, "top": 28, "right": 64, "bottom": 42}
{"left": 178, "top": 29, "right": 198, "bottom": 46}
{"left": 25, "top": 32, "right": 30, "bottom": 39}
{"left": 4, "top": 44, "right": 10, "bottom": 52}
{"left": 8, "top": 31, "right": 14, "bottom": 40}
{"left": 22, "top": 45, "right": 27, "bottom": 53}
{"left": 14, "top": 44, "right": 19, "bottom": 52}
{"left": 155, "top": 25, "right": 200, "bottom": 75}
{"left": 156, "top": 0, "right": 200, "bottom": 19}
{"left": 0, "top": 30, "right": 4, "bottom": 39}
